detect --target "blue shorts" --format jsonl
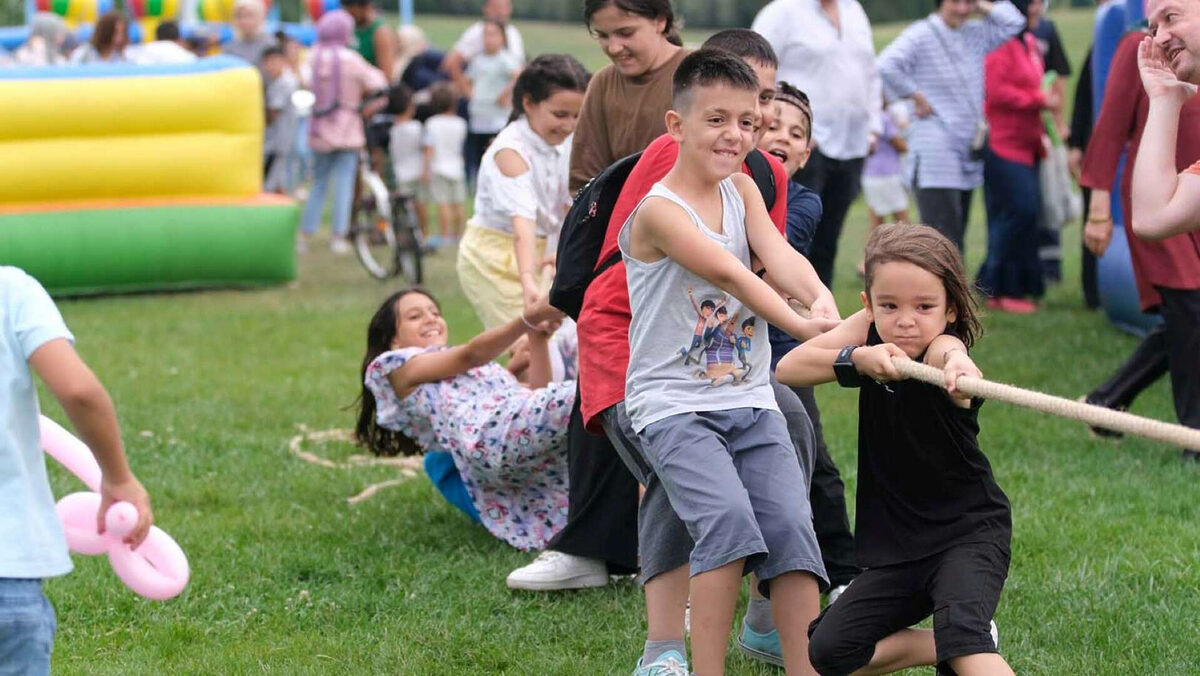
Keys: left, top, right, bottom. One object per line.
{"left": 0, "top": 578, "right": 56, "bottom": 676}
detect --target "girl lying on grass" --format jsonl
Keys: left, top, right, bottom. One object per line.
{"left": 356, "top": 288, "right": 573, "bottom": 551}
{"left": 777, "top": 223, "right": 1014, "bottom": 676}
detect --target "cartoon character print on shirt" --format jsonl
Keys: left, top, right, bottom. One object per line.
{"left": 679, "top": 286, "right": 727, "bottom": 366}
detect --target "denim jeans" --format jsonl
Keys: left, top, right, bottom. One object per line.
{"left": 301, "top": 149, "right": 359, "bottom": 237}
{"left": 0, "top": 579, "right": 55, "bottom": 676}
{"left": 976, "top": 149, "right": 1044, "bottom": 299}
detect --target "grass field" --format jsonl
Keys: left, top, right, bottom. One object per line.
{"left": 36, "top": 7, "right": 1200, "bottom": 675}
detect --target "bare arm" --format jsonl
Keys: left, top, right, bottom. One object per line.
{"left": 1131, "top": 38, "right": 1200, "bottom": 240}
{"left": 441, "top": 50, "right": 472, "bottom": 97}
{"left": 373, "top": 25, "right": 395, "bottom": 84}
{"left": 494, "top": 149, "right": 542, "bottom": 312}
{"left": 522, "top": 330, "right": 553, "bottom": 390}
{"left": 635, "top": 199, "right": 819, "bottom": 341}
{"left": 735, "top": 174, "right": 840, "bottom": 322}
{"left": 29, "top": 339, "right": 152, "bottom": 547}
{"left": 923, "top": 334, "right": 982, "bottom": 407}
{"left": 775, "top": 310, "right": 875, "bottom": 386}
{"left": 385, "top": 298, "right": 562, "bottom": 399}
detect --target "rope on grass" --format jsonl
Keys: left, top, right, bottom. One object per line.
{"left": 288, "top": 426, "right": 422, "bottom": 503}
{"left": 891, "top": 357, "right": 1200, "bottom": 450}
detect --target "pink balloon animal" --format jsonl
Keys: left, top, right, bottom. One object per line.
{"left": 40, "top": 416, "right": 190, "bottom": 601}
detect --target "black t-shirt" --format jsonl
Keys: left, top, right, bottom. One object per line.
{"left": 1032, "top": 19, "right": 1071, "bottom": 77}
{"left": 855, "top": 324, "right": 1011, "bottom": 568}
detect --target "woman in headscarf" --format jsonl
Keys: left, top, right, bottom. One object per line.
{"left": 14, "top": 12, "right": 70, "bottom": 66}
{"left": 297, "top": 9, "right": 388, "bottom": 254}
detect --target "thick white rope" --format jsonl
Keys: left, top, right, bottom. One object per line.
{"left": 891, "top": 357, "right": 1200, "bottom": 450}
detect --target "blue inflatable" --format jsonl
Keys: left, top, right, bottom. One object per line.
{"left": 1092, "top": 0, "right": 1162, "bottom": 336}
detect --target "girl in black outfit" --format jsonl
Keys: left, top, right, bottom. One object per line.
{"left": 777, "top": 223, "right": 1013, "bottom": 676}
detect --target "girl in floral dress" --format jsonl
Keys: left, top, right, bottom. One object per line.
{"left": 356, "top": 288, "right": 573, "bottom": 551}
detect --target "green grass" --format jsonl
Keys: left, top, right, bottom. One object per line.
{"left": 36, "top": 6, "right": 1200, "bottom": 674}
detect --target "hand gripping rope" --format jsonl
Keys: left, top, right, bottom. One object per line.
{"left": 891, "top": 357, "right": 1200, "bottom": 450}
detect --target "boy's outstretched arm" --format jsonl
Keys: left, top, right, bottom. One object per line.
{"left": 637, "top": 199, "right": 826, "bottom": 342}
{"left": 776, "top": 310, "right": 877, "bottom": 386}
{"left": 29, "top": 339, "right": 153, "bottom": 547}
{"left": 734, "top": 173, "right": 840, "bottom": 322}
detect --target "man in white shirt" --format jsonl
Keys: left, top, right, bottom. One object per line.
{"left": 753, "top": 0, "right": 882, "bottom": 286}
{"left": 440, "top": 0, "right": 525, "bottom": 98}
{"left": 129, "top": 21, "right": 197, "bottom": 65}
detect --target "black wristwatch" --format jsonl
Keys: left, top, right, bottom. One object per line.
{"left": 833, "top": 345, "right": 862, "bottom": 388}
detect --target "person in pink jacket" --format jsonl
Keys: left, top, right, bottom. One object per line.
{"left": 299, "top": 10, "right": 388, "bottom": 254}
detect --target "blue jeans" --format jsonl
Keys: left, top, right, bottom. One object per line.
{"left": 0, "top": 579, "right": 55, "bottom": 676}
{"left": 977, "top": 149, "right": 1045, "bottom": 299}
{"left": 301, "top": 149, "right": 359, "bottom": 237}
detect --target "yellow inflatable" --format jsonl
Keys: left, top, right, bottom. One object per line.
{"left": 0, "top": 57, "right": 296, "bottom": 296}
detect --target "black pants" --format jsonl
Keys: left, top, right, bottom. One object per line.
{"left": 465, "top": 131, "right": 498, "bottom": 189}
{"left": 793, "top": 150, "right": 865, "bottom": 287}
{"left": 1159, "top": 287, "right": 1200, "bottom": 450}
{"left": 916, "top": 187, "right": 974, "bottom": 254}
{"left": 1081, "top": 187, "right": 1101, "bottom": 309}
{"left": 792, "top": 385, "right": 860, "bottom": 588}
{"left": 544, "top": 386, "right": 639, "bottom": 574}
{"left": 1088, "top": 322, "right": 1169, "bottom": 410}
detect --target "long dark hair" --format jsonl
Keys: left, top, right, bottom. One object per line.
{"left": 91, "top": 11, "right": 126, "bottom": 54}
{"left": 355, "top": 288, "right": 439, "bottom": 457}
{"left": 510, "top": 53, "right": 591, "bottom": 121}
{"left": 583, "top": 0, "right": 682, "bottom": 47}
{"left": 863, "top": 223, "right": 983, "bottom": 348}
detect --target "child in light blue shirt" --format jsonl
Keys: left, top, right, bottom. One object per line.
{"left": 0, "top": 267, "right": 153, "bottom": 675}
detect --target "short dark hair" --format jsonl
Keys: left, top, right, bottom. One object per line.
{"left": 700, "top": 299, "right": 716, "bottom": 311}
{"left": 511, "top": 53, "right": 590, "bottom": 120}
{"left": 700, "top": 28, "right": 778, "bottom": 69}
{"left": 261, "top": 45, "right": 285, "bottom": 60}
{"left": 715, "top": 305, "right": 728, "bottom": 317}
{"left": 155, "top": 20, "right": 180, "bottom": 42}
{"left": 387, "top": 83, "right": 414, "bottom": 115}
{"left": 429, "top": 82, "right": 457, "bottom": 114}
{"left": 672, "top": 49, "right": 760, "bottom": 112}
{"left": 776, "top": 80, "right": 813, "bottom": 140}
{"left": 341, "top": 0, "right": 371, "bottom": 5}
{"left": 741, "top": 317, "right": 755, "bottom": 330}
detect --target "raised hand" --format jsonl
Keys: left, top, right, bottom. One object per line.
{"left": 1138, "top": 37, "right": 1199, "bottom": 104}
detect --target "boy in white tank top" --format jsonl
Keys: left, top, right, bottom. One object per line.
{"left": 619, "top": 50, "right": 841, "bottom": 675}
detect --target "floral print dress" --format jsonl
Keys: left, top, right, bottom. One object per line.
{"left": 365, "top": 347, "right": 574, "bottom": 550}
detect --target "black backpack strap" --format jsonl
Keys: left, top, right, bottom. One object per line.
{"left": 593, "top": 251, "right": 623, "bottom": 278}
{"left": 744, "top": 148, "right": 777, "bottom": 209}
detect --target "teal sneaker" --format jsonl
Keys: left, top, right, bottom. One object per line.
{"left": 632, "top": 649, "right": 689, "bottom": 676}
{"left": 737, "top": 618, "right": 784, "bottom": 667}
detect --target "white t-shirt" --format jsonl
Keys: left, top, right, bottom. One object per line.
{"left": 128, "top": 40, "right": 197, "bottom": 65}
{"left": 473, "top": 117, "right": 572, "bottom": 239}
{"left": 390, "top": 119, "right": 424, "bottom": 183}
{"left": 452, "top": 20, "right": 525, "bottom": 63}
{"left": 466, "top": 51, "right": 521, "bottom": 134}
{"left": 423, "top": 114, "right": 468, "bottom": 180}
{"left": 0, "top": 267, "right": 74, "bottom": 578}
{"left": 264, "top": 70, "right": 299, "bottom": 155}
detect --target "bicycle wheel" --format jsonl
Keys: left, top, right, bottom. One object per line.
{"left": 353, "top": 170, "right": 397, "bottom": 280}
{"left": 391, "top": 195, "right": 424, "bottom": 285}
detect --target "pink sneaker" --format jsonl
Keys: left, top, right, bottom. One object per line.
{"left": 997, "top": 297, "right": 1037, "bottom": 314}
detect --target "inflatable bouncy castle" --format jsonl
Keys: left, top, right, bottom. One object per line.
{"left": 0, "top": 57, "right": 298, "bottom": 295}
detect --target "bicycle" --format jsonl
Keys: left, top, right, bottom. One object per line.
{"left": 291, "top": 89, "right": 424, "bottom": 284}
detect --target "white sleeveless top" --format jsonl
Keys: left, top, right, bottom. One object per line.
{"left": 618, "top": 179, "right": 778, "bottom": 433}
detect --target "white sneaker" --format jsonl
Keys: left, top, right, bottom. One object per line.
{"left": 828, "top": 583, "right": 849, "bottom": 605}
{"left": 330, "top": 237, "right": 352, "bottom": 255}
{"left": 990, "top": 620, "right": 999, "bottom": 650}
{"left": 505, "top": 551, "right": 609, "bottom": 591}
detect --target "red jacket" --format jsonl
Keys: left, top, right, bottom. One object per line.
{"left": 985, "top": 32, "right": 1047, "bottom": 166}
{"left": 576, "top": 133, "right": 790, "bottom": 431}
{"left": 1080, "top": 31, "right": 1200, "bottom": 310}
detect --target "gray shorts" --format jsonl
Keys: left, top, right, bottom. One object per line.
{"left": 604, "top": 380, "right": 826, "bottom": 588}
{"left": 428, "top": 174, "right": 466, "bottom": 205}
{"left": 635, "top": 403, "right": 827, "bottom": 593}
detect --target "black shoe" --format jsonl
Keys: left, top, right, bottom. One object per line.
{"left": 1079, "top": 395, "right": 1126, "bottom": 440}
{"left": 1183, "top": 449, "right": 1200, "bottom": 462}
